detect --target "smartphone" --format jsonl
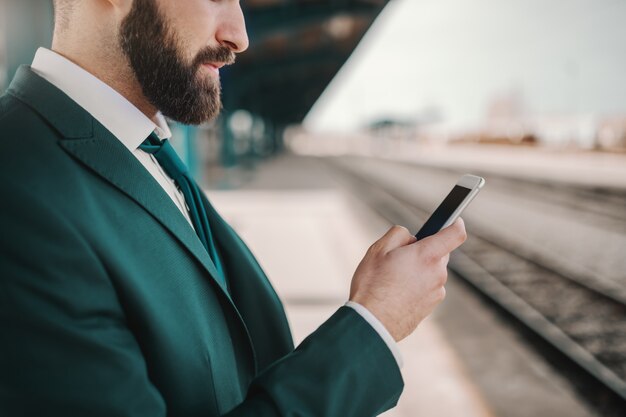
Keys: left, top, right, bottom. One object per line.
{"left": 414, "top": 174, "right": 485, "bottom": 241}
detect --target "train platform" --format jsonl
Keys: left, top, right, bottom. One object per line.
{"left": 383, "top": 142, "right": 626, "bottom": 192}
{"left": 204, "top": 154, "right": 598, "bottom": 417}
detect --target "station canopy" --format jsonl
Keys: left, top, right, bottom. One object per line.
{"left": 223, "top": 0, "right": 391, "bottom": 126}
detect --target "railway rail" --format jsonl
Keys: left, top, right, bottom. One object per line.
{"left": 322, "top": 156, "right": 626, "bottom": 411}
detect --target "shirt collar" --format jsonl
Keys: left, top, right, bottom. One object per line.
{"left": 30, "top": 47, "right": 172, "bottom": 150}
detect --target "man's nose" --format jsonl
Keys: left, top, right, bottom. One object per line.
{"left": 216, "top": 4, "right": 249, "bottom": 53}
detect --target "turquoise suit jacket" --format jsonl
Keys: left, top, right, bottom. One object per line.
{"left": 0, "top": 66, "right": 403, "bottom": 416}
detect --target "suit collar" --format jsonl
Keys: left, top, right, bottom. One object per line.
{"left": 7, "top": 65, "right": 93, "bottom": 139}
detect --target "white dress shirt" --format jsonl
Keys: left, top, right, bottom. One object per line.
{"left": 30, "top": 47, "right": 403, "bottom": 369}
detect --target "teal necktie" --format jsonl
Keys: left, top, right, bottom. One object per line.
{"left": 140, "top": 132, "right": 227, "bottom": 289}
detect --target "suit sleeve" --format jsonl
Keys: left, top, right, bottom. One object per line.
{"left": 0, "top": 185, "right": 403, "bottom": 417}
{"left": 225, "top": 306, "right": 404, "bottom": 417}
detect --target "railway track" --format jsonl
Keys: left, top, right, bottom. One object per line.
{"left": 387, "top": 158, "right": 626, "bottom": 227}
{"left": 322, "top": 156, "right": 626, "bottom": 410}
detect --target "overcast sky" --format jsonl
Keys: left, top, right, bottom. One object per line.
{"left": 304, "top": 0, "right": 626, "bottom": 132}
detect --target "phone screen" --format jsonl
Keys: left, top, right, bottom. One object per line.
{"left": 414, "top": 185, "right": 472, "bottom": 241}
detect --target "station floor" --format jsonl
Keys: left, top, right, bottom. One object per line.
{"left": 205, "top": 154, "right": 598, "bottom": 417}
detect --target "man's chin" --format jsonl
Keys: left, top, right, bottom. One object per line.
{"left": 162, "top": 102, "right": 221, "bottom": 126}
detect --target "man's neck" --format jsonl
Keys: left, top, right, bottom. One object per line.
{"left": 50, "top": 44, "right": 159, "bottom": 123}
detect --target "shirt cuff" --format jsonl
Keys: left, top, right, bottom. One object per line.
{"left": 344, "top": 301, "right": 404, "bottom": 369}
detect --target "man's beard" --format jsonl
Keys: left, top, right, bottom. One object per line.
{"left": 119, "top": 0, "right": 235, "bottom": 125}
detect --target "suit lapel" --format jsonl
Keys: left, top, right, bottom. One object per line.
{"left": 7, "top": 66, "right": 258, "bottom": 373}
{"left": 60, "top": 125, "right": 226, "bottom": 291}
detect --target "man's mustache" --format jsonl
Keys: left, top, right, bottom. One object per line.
{"left": 193, "top": 46, "right": 236, "bottom": 68}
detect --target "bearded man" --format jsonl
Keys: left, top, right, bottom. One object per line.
{"left": 0, "top": 1, "right": 467, "bottom": 416}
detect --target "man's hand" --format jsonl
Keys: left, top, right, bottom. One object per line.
{"left": 349, "top": 218, "right": 467, "bottom": 342}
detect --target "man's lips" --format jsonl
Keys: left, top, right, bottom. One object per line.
{"left": 202, "top": 62, "right": 225, "bottom": 75}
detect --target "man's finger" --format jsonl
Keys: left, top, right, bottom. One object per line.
{"left": 417, "top": 218, "right": 467, "bottom": 259}
{"left": 376, "top": 225, "right": 417, "bottom": 253}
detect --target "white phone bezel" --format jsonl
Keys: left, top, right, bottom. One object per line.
{"left": 441, "top": 174, "right": 485, "bottom": 229}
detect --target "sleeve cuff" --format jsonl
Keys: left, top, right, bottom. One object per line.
{"left": 344, "top": 301, "right": 404, "bottom": 369}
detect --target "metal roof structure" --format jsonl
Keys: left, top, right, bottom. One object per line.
{"left": 222, "top": 0, "right": 391, "bottom": 127}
